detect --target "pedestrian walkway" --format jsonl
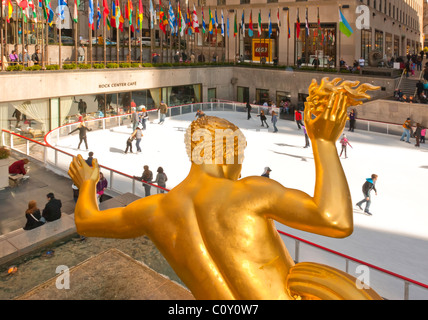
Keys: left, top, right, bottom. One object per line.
{"left": 0, "top": 152, "right": 76, "bottom": 235}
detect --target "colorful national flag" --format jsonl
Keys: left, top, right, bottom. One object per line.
{"left": 192, "top": 4, "right": 199, "bottom": 33}
{"left": 168, "top": 0, "right": 175, "bottom": 31}
{"left": 128, "top": 0, "right": 133, "bottom": 31}
{"left": 159, "top": 1, "right": 166, "bottom": 33}
{"left": 110, "top": 0, "right": 116, "bottom": 27}
{"left": 180, "top": 7, "right": 186, "bottom": 36}
{"left": 201, "top": 7, "right": 206, "bottom": 34}
{"left": 339, "top": 8, "right": 353, "bottom": 37}
{"left": 73, "top": 0, "right": 79, "bottom": 23}
{"left": 89, "top": 0, "right": 94, "bottom": 30}
{"left": 241, "top": 10, "right": 245, "bottom": 36}
{"left": 149, "top": 0, "right": 154, "bottom": 29}
{"left": 7, "top": 0, "right": 13, "bottom": 23}
{"left": 305, "top": 7, "right": 309, "bottom": 36}
{"left": 234, "top": 12, "right": 237, "bottom": 37}
{"left": 257, "top": 10, "right": 261, "bottom": 37}
{"left": 186, "top": 4, "right": 192, "bottom": 35}
{"left": 214, "top": 9, "right": 218, "bottom": 35}
{"left": 18, "top": 0, "right": 28, "bottom": 10}
{"left": 102, "top": 0, "right": 109, "bottom": 25}
{"left": 138, "top": 0, "right": 143, "bottom": 31}
{"left": 58, "top": 0, "right": 67, "bottom": 20}
{"left": 28, "top": 0, "right": 37, "bottom": 22}
{"left": 296, "top": 8, "right": 301, "bottom": 39}
{"left": 115, "top": 0, "right": 121, "bottom": 29}
{"left": 268, "top": 10, "right": 272, "bottom": 38}
{"left": 277, "top": 7, "right": 280, "bottom": 35}
{"left": 248, "top": 10, "right": 253, "bottom": 37}
{"left": 220, "top": 9, "right": 224, "bottom": 37}
{"left": 287, "top": 9, "right": 290, "bottom": 39}
{"left": 226, "top": 12, "right": 229, "bottom": 37}
{"left": 208, "top": 7, "right": 213, "bottom": 34}
{"left": 96, "top": 0, "right": 101, "bottom": 29}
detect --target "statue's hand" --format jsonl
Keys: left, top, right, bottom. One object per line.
{"left": 304, "top": 91, "right": 348, "bottom": 142}
{"left": 68, "top": 154, "right": 100, "bottom": 188}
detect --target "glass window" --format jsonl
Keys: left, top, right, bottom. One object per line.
{"left": 296, "top": 23, "right": 336, "bottom": 68}
{"left": 361, "top": 29, "right": 372, "bottom": 62}
{"left": 237, "top": 87, "right": 249, "bottom": 103}
{"left": 255, "top": 89, "right": 269, "bottom": 105}
{"left": 167, "top": 85, "right": 202, "bottom": 106}
{"left": 385, "top": 33, "right": 392, "bottom": 58}
{"left": 375, "top": 30, "right": 383, "bottom": 54}
{"left": 394, "top": 35, "right": 399, "bottom": 56}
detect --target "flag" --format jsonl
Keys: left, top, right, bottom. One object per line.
{"left": 296, "top": 8, "right": 301, "bottom": 39}
{"left": 214, "top": 9, "right": 218, "bottom": 35}
{"left": 28, "top": 0, "right": 37, "bottom": 22}
{"left": 119, "top": 4, "right": 124, "bottom": 32}
{"left": 159, "top": 1, "right": 166, "bottom": 33}
{"left": 7, "top": 0, "right": 13, "bottom": 22}
{"left": 339, "top": 8, "right": 353, "bottom": 37}
{"left": 257, "top": 10, "right": 261, "bottom": 37}
{"left": 226, "top": 13, "right": 229, "bottom": 37}
{"left": 248, "top": 10, "right": 253, "bottom": 37}
{"left": 208, "top": 7, "right": 213, "bottom": 34}
{"left": 241, "top": 10, "right": 245, "bottom": 36}
{"left": 38, "top": 0, "right": 42, "bottom": 8}
{"left": 268, "top": 10, "right": 272, "bottom": 38}
{"left": 287, "top": 9, "right": 290, "bottom": 39}
{"left": 149, "top": 0, "right": 154, "bottom": 29}
{"left": 102, "top": 0, "right": 109, "bottom": 25}
{"left": 18, "top": 0, "right": 27, "bottom": 9}
{"left": 277, "top": 7, "right": 280, "bottom": 35}
{"left": 192, "top": 4, "right": 199, "bottom": 33}
{"left": 234, "top": 12, "right": 237, "bottom": 37}
{"left": 128, "top": 0, "right": 133, "bottom": 31}
{"left": 110, "top": 0, "right": 116, "bottom": 27}
{"left": 186, "top": 4, "right": 192, "bottom": 35}
{"left": 115, "top": 0, "right": 120, "bottom": 29}
{"left": 89, "top": 0, "right": 94, "bottom": 30}
{"left": 168, "top": 0, "right": 175, "bottom": 31}
{"left": 73, "top": 0, "right": 79, "bottom": 22}
{"left": 220, "top": 9, "right": 224, "bottom": 37}
{"left": 181, "top": 8, "right": 186, "bottom": 36}
{"left": 201, "top": 7, "right": 206, "bottom": 34}
{"left": 177, "top": 2, "right": 182, "bottom": 34}
{"left": 305, "top": 7, "right": 309, "bottom": 36}
{"left": 58, "top": 0, "right": 66, "bottom": 20}
{"left": 45, "top": 0, "right": 54, "bottom": 25}
{"left": 138, "top": 0, "right": 143, "bottom": 30}
{"left": 96, "top": 0, "right": 101, "bottom": 29}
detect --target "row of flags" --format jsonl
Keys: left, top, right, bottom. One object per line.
{"left": 1, "top": 1, "right": 354, "bottom": 39}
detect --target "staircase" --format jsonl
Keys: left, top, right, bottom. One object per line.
{"left": 396, "top": 68, "right": 423, "bottom": 98}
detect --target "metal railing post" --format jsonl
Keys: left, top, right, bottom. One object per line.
{"left": 26, "top": 140, "right": 30, "bottom": 155}
{"left": 404, "top": 282, "right": 410, "bottom": 300}
{"left": 294, "top": 240, "right": 300, "bottom": 263}
{"left": 132, "top": 179, "right": 136, "bottom": 194}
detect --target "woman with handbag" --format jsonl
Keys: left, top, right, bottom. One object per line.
{"left": 23, "top": 200, "right": 46, "bottom": 230}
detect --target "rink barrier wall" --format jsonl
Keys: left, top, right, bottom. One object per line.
{"left": 2, "top": 101, "right": 427, "bottom": 300}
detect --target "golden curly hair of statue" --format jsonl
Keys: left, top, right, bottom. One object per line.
{"left": 184, "top": 116, "right": 247, "bottom": 165}
{"left": 305, "top": 77, "right": 380, "bottom": 117}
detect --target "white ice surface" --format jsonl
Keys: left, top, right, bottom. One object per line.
{"left": 55, "top": 110, "right": 428, "bottom": 286}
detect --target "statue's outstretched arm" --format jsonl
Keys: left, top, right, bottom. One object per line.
{"left": 266, "top": 79, "right": 379, "bottom": 238}
{"left": 68, "top": 155, "right": 160, "bottom": 238}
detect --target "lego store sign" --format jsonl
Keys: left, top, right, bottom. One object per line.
{"left": 252, "top": 39, "right": 273, "bottom": 62}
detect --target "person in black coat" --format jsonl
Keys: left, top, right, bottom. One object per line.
{"left": 23, "top": 200, "right": 45, "bottom": 230}
{"left": 246, "top": 101, "right": 252, "bottom": 120}
{"left": 68, "top": 122, "right": 92, "bottom": 150}
{"left": 42, "top": 193, "right": 62, "bottom": 222}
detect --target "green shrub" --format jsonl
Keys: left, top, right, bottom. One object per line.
{"left": 119, "top": 62, "right": 131, "bottom": 68}
{"left": 93, "top": 63, "right": 105, "bottom": 69}
{"left": 6, "top": 64, "right": 24, "bottom": 71}
{"left": 131, "top": 63, "right": 140, "bottom": 68}
{"left": 46, "top": 64, "right": 60, "bottom": 70}
{"left": 106, "top": 63, "right": 119, "bottom": 68}
{"left": 78, "top": 63, "right": 92, "bottom": 69}
{"left": 25, "top": 65, "right": 42, "bottom": 71}
{"left": 63, "top": 63, "right": 77, "bottom": 70}
{"left": 142, "top": 63, "right": 153, "bottom": 67}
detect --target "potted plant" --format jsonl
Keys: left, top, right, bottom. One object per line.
{"left": 0, "top": 146, "right": 11, "bottom": 189}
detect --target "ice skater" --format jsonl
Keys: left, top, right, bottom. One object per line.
{"left": 339, "top": 134, "right": 352, "bottom": 158}
{"left": 356, "top": 174, "right": 378, "bottom": 216}
{"left": 246, "top": 101, "right": 252, "bottom": 120}
{"left": 271, "top": 111, "right": 278, "bottom": 133}
{"left": 68, "top": 122, "right": 92, "bottom": 150}
{"left": 303, "top": 125, "right": 310, "bottom": 148}
{"left": 295, "top": 109, "right": 303, "bottom": 130}
{"left": 400, "top": 118, "right": 412, "bottom": 143}
{"left": 348, "top": 109, "right": 356, "bottom": 132}
{"left": 257, "top": 110, "right": 269, "bottom": 128}
{"left": 139, "top": 107, "right": 149, "bottom": 130}
{"left": 124, "top": 133, "right": 136, "bottom": 154}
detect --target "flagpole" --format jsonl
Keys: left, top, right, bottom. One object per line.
{"left": 58, "top": 12, "right": 62, "bottom": 68}
{"left": 0, "top": 0, "right": 3, "bottom": 71}
{"left": 21, "top": 8, "right": 24, "bottom": 67}
{"left": 337, "top": 5, "right": 341, "bottom": 72}
{"left": 44, "top": 9, "right": 48, "bottom": 66}
{"left": 103, "top": 15, "right": 106, "bottom": 64}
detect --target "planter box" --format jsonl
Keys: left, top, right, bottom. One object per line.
{"left": 0, "top": 158, "right": 10, "bottom": 189}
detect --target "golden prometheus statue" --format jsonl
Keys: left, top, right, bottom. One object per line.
{"left": 68, "top": 77, "right": 382, "bottom": 300}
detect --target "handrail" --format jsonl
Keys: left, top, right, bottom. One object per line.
{"left": 2, "top": 102, "right": 428, "bottom": 298}
{"left": 277, "top": 230, "right": 428, "bottom": 290}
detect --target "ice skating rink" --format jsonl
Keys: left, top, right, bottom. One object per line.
{"left": 55, "top": 110, "right": 428, "bottom": 288}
